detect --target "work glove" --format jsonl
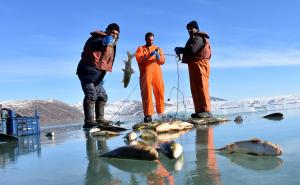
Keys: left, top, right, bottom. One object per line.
{"left": 103, "top": 35, "right": 114, "bottom": 46}
{"left": 174, "top": 47, "right": 183, "bottom": 55}
{"left": 150, "top": 50, "right": 161, "bottom": 60}
{"left": 149, "top": 50, "right": 158, "bottom": 57}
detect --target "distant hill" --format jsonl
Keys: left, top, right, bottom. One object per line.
{"left": 0, "top": 96, "right": 227, "bottom": 124}
{"left": 0, "top": 99, "right": 83, "bottom": 124}
{"left": 2, "top": 94, "right": 300, "bottom": 124}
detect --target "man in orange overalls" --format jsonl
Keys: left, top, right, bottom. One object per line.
{"left": 135, "top": 32, "right": 165, "bottom": 123}
{"left": 175, "top": 20, "right": 213, "bottom": 118}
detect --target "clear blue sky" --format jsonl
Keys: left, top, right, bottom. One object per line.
{"left": 0, "top": 0, "right": 300, "bottom": 104}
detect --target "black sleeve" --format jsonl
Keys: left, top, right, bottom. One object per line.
{"left": 184, "top": 36, "right": 205, "bottom": 54}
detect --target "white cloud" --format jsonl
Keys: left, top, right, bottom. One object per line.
{"left": 155, "top": 47, "right": 300, "bottom": 71}
{"left": 212, "top": 47, "right": 300, "bottom": 68}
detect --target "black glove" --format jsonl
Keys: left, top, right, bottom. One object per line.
{"left": 174, "top": 47, "right": 184, "bottom": 55}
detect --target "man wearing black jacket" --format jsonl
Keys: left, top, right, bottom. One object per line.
{"left": 175, "top": 20, "right": 212, "bottom": 118}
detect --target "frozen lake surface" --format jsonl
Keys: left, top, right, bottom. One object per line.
{"left": 1, "top": 107, "right": 300, "bottom": 185}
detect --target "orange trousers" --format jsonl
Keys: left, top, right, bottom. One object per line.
{"left": 188, "top": 59, "right": 211, "bottom": 112}
{"left": 139, "top": 63, "right": 165, "bottom": 116}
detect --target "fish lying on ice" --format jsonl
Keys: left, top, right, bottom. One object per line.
{"left": 124, "top": 131, "right": 137, "bottom": 141}
{"left": 132, "top": 120, "right": 193, "bottom": 132}
{"left": 234, "top": 115, "right": 243, "bottom": 123}
{"left": 140, "top": 129, "right": 158, "bottom": 140}
{"left": 89, "top": 127, "right": 101, "bottom": 134}
{"left": 154, "top": 121, "right": 193, "bottom": 133}
{"left": 45, "top": 131, "right": 55, "bottom": 138}
{"left": 99, "top": 144, "right": 159, "bottom": 161}
{"left": 218, "top": 138, "right": 282, "bottom": 156}
{"left": 159, "top": 141, "right": 183, "bottom": 159}
{"left": 91, "top": 130, "right": 121, "bottom": 137}
{"left": 122, "top": 51, "right": 135, "bottom": 88}
{"left": 262, "top": 112, "right": 283, "bottom": 121}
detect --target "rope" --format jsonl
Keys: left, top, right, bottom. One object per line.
{"left": 110, "top": 53, "right": 186, "bottom": 121}
{"left": 109, "top": 75, "right": 141, "bottom": 121}
{"left": 167, "top": 56, "right": 187, "bottom": 119}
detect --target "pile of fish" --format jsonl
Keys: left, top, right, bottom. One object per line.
{"left": 132, "top": 120, "right": 194, "bottom": 132}
{"left": 91, "top": 112, "right": 284, "bottom": 162}
{"left": 91, "top": 115, "right": 233, "bottom": 161}
{"left": 187, "top": 117, "right": 229, "bottom": 125}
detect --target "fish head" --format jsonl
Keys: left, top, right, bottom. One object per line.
{"left": 169, "top": 142, "right": 183, "bottom": 159}
{"left": 273, "top": 144, "right": 283, "bottom": 155}
{"left": 128, "top": 132, "right": 137, "bottom": 141}
{"left": 226, "top": 144, "right": 235, "bottom": 153}
{"left": 263, "top": 142, "right": 283, "bottom": 156}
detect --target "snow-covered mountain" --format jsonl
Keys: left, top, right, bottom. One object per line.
{"left": 0, "top": 99, "right": 83, "bottom": 124}
{"left": 74, "top": 94, "right": 300, "bottom": 122}
{"left": 2, "top": 94, "right": 300, "bottom": 124}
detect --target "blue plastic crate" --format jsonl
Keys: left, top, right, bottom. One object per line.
{"left": 3, "top": 109, "right": 40, "bottom": 136}
{"left": 0, "top": 118, "right": 6, "bottom": 134}
{"left": 1, "top": 109, "right": 8, "bottom": 134}
{"left": 14, "top": 116, "right": 40, "bottom": 136}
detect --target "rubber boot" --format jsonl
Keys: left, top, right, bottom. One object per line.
{"left": 82, "top": 100, "right": 97, "bottom": 129}
{"left": 144, "top": 115, "right": 152, "bottom": 123}
{"left": 95, "top": 101, "right": 113, "bottom": 126}
{"left": 191, "top": 112, "right": 213, "bottom": 119}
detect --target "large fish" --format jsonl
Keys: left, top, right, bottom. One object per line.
{"left": 218, "top": 138, "right": 282, "bottom": 156}
{"left": 122, "top": 51, "right": 135, "bottom": 88}
{"left": 99, "top": 144, "right": 159, "bottom": 160}
{"left": 188, "top": 117, "right": 229, "bottom": 125}
{"left": 263, "top": 112, "right": 283, "bottom": 121}
{"left": 159, "top": 141, "right": 183, "bottom": 159}
{"left": 155, "top": 121, "right": 193, "bottom": 133}
{"left": 91, "top": 130, "right": 121, "bottom": 137}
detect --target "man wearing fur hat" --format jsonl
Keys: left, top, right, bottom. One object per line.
{"left": 175, "top": 20, "right": 212, "bottom": 118}
{"left": 77, "top": 23, "right": 120, "bottom": 128}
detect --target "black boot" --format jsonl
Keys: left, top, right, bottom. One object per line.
{"left": 144, "top": 115, "right": 152, "bottom": 123}
{"left": 191, "top": 112, "right": 213, "bottom": 119}
{"left": 83, "top": 100, "right": 97, "bottom": 129}
{"left": 95, "top": 101, "right": 113, "bottom": 126}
